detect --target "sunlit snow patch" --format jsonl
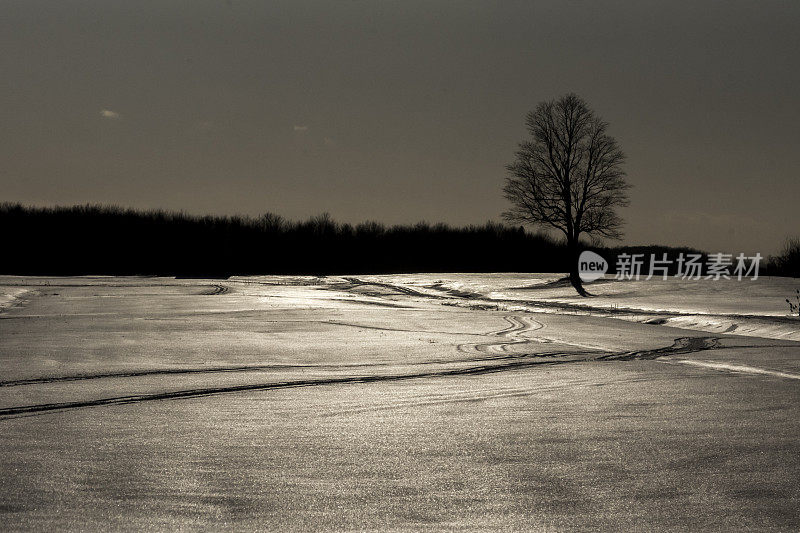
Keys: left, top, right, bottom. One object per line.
{"left": 0, "top": 288, "right": 30, "bottom": 312}
{"left": 673, "top": 359, "right": 800, "bottom": 380}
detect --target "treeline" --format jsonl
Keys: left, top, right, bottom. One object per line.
{"left": 2, "top": 204, "right": 795, "bottom": 278}
{"left": 1, "top": 204, "right": 567, "bottom": 276}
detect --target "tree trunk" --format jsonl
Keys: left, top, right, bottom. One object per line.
{"left": 567, "top": 239, "right": 590, "bottom": 297}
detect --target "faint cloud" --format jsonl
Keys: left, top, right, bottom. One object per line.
{"left": 195, "top": 120, "right": 214, "bottom": 132}
{"left": 293, "top": 125, "right": 308, "bottom": 132}
{"left": 100, "top": 109, "right": 120, "bottom": 120}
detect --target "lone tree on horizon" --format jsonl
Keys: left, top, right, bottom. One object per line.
{"left": 503, "top": 93, "right": 630, "bottom": 296}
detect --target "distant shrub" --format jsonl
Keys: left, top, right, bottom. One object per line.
{"left": 767, "top": 237, "right": 800, "bottom": 278}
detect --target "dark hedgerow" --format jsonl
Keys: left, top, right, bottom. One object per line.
{"left": 0, "top": 203, "right": 566, "bottom": 277}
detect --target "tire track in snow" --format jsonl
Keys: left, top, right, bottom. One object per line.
{"left": 0, "top": 336, "right": 724, "bottom": 419}
{"left": 0, "top": 359, "right": 582, "bottom": 418}
{"left": 457, "top": 314, "right": 547, "bottom": 356}
{"left": 0, "top": 313, "right": 577, "bottom": 389}
{"left": 202, "top": 284, "right": 230, "bottom": 295}
{"left": 0, "top": 348, "right": 594, "bottom": 389}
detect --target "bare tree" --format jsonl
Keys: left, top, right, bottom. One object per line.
{"left": 503, "top": 93, "right": 630, "bottom": 296}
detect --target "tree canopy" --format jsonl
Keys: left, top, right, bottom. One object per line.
{"left": 503, "top": 93, "right": 630, "bottom": 295}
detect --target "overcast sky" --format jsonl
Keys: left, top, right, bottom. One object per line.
{"left": 1, "top": 1, "right": 797, "bottom": 254}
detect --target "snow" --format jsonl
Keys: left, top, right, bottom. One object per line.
{"left": 0, "top": 274, "right": 798, "bottom": 530}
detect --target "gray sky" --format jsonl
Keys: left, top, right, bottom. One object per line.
{"left": 1, "top": 0, "right": 797, "bottom": 254}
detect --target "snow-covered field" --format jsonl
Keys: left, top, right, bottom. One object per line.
{"left": 353, "top": 273, "right": 800, "bottom": 341}
{"left": 0, "top": 274, "right": 798, "bottom": 530}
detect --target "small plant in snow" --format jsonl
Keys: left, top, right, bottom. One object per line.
{"left": 787, "top": 289, "right": 800, "bottom": 317}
